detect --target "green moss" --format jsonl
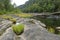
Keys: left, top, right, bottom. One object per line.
{"left": 2, "top": 15, "right": 16, "bottom": 24}
{"left": 15, "top": 13, "right": 33, "bottom": 18}
{"left": 2, "top": 15, "right": 13, "bottom": 20}
{"left": 28, "top": 20, "right": 35, "bottom": 24}
{"left": 12, "top": 24, "right": 24, "bottom": 35}
{"left": 10, "top": 18, "right": 16, "bottom": 24}
{"left": 47, "top": 27, "right": 55, "bottom": 33}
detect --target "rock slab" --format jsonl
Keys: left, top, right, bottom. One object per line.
{"left": 0, "top": 19, "right": 60, "bottom": 40}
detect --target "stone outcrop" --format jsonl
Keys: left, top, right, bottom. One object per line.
{"left": 0, "top": 28, "right": 15, "bottom": 40}
{"left": 0, "top": 19, "right": 60, "bottom": 40}
{"left": 0, "top": 20, "right": 12, "bottom": 35}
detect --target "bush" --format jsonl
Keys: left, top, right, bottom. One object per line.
{"left": 0, "top": 10, "right": 6, "bottom": 15}
{"left": 12, "top": 24, "right": 24, "bottom": 35}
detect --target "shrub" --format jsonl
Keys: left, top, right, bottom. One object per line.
{"left": 12, "top": 24, "right": 24, "bottom": 35}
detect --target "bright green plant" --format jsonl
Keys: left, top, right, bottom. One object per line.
{"left": 12, "top": 24, "right": 24, "bottom": 35}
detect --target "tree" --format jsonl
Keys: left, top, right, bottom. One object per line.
{"left": 18, "top": 0, "right": 60, "bottom": 13}
{"left": 0, "top": 0, "right": 14, "bottom": 12}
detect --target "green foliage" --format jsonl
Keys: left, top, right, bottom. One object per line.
{"left": 47, "top": 27, "right": 55, "bottom": 33}
{"left": 2, "top": 15, "right": 13, "bottom": 19}
{"left": 0, "top": 0, "right": 22, "bottom": 14}
{"left": 0, "top": 9, "right": 8, "bottom": 14}
{"left": 0, "top": 0, "right": 14, "bottom": 11}
{"left": 12, "top": 24, "right": 24, "bottom": 35}
{"left": 15, "top": 13, "right": 33, "bottom": 18}
{"left": 2, "top": 15, "right": 16, "bottom": 24}
{"left": 18, "top": 0, "right": 60, "bottom": 13}
{"left": 13, "top": 8, "right": 22, "bottom": 13}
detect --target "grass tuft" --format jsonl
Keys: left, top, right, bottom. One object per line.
{"left": 12, "top": 24, "right": 24, "bottom": 35}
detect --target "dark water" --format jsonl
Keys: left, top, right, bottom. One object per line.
{"left": 32, "top": 15, "right": 60, "bottom": 34}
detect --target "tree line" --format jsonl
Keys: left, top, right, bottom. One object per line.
{"left": 0, "top": 0, "right": 21, "bottom": 14}
{"left": 18, "top": 0, "right": 60, "bottom": 13}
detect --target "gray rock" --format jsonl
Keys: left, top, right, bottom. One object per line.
{"left": 0, "top": 27, "right": 24, "bottom": 40}
{"left": 0, "top": 20, "right": 12, "bottom": 35}
{"left": 0, "top": 28, "right": 15, "bottom": 40}
{"left": 22, "top": 26, "right": 60, "bottom": 40}
{"left": 20, "top": 19, "right": 60, "bottom": 40}
{"left": 0, "top": 19, "right": 60, "bottom": 40}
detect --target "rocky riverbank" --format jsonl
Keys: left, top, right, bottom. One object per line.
{"left": 0, "top": 14, "right": 60, "bottom": 40}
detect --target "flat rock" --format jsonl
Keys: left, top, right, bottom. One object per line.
{"left": 20, "top": 19, "right": 60, "bottom": 40}
{"left": 0, "top": 19, "right": 60, "bottom": 40}
{"left": 0, "top": 20, "right": 12, "bottom": 35}
{"left": 0, "top": 28, "right": 16, "bottom": 40}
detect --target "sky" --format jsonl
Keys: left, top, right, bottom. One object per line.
{"left": 11, "top": 0, "right": 28, "bottom": 6}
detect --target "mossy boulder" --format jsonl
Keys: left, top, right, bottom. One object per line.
{"left": 12, "top": 24, "right": 24, "bottom": 35}
{"left": 10, "top": 18, "right": 16, "bottom": 24}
